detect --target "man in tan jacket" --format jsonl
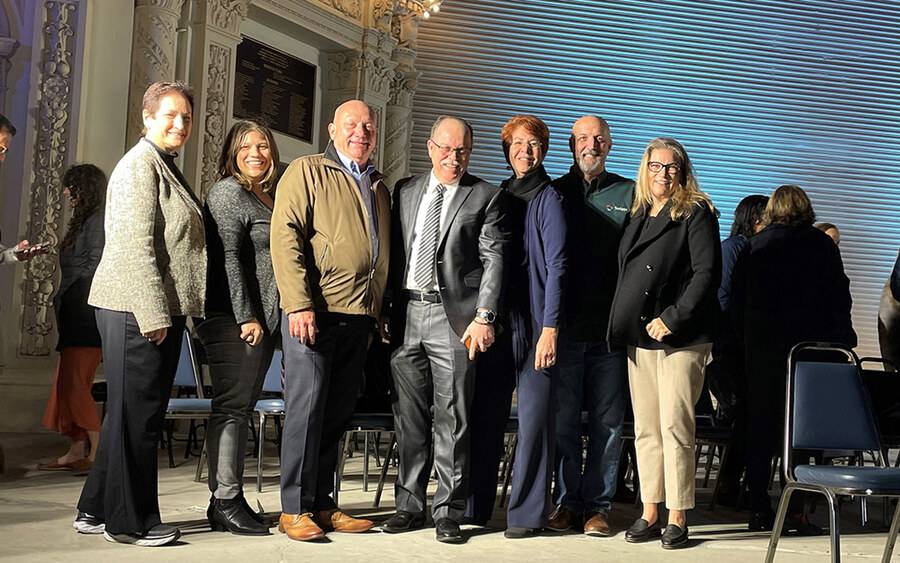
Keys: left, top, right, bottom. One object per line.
{"left": 270, "top": 100, "right": 390, "bottom": 541}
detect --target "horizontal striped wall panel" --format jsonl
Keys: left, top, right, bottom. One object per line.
{"left": 410, "top": 0, "right": 900, "bottom": 358}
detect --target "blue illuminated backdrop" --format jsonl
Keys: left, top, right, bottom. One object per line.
{"left": 410, "top": 0, "right": 900, "bottom": 357}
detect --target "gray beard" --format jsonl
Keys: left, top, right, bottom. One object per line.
{"left": 578, "top": 156, "right": 603, "bottom": 177}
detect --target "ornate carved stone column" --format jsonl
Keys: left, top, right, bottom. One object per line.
{"left": 181, "top": 0, "right": 249, "bottom": 198}
{"left": 0, "top": 37, "right": 19, "bottom": 112}
{"left": 383, "top": 2, "right": 424, "bottom": 186}
{"left": 19, "top": 0, "right": 81, "bottom": 356}
{"left": 125, "top": 0, "right": 186, "bottom": 146}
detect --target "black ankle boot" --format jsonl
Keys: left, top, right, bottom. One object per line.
{"left": 208, "top": 496, "right": 270, "bottom": 536}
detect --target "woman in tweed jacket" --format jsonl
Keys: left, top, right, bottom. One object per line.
{"left": 197, "top": 119, "right": 280, "bottom": 536}
{"left": 74, "top": 82, "right": 205, "bottom": 547}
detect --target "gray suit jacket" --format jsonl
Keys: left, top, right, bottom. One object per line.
{"left": 88, "top": 139, "right": 206, "bottom": 332}
{"left": 390, "top": 172, "right": 509, "bottom": 337}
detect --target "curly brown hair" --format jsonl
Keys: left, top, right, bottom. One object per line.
{"left": 60, "top": 164, "right": 106, "bottom": 249}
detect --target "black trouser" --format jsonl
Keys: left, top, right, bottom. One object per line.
{"left": 279, "top": 312, "right": 372, "bottom": 514}
{"left": 78, "top": 309, "right": 185, "bottom": 535}
{"left": 465, "top": 329, "right": 516, "bottom": 525}
{"left": 196, "top": 314, "right": 277, "bottom": 500}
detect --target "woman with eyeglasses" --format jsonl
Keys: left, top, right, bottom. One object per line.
{"left": 608, "top": 137, "right": 720, "bottom": 550}
{"left": 196, "top": 119, "right": 281, "bottom": 536}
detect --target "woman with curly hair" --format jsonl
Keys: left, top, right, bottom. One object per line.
{"left": 40, "top": 163, "right": 107, "bottom": 472}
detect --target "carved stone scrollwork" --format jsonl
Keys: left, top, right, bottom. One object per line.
{"left": 363, "top": 52, "right": 397, "bottom": 98}
{"left": 19, "top": 0, "right": 80, "bottom": 356}
{"left": 372, "top": 0, "right": 396, "bottom": 33}
{"left": 201, "top": 44, "right": 229, "bottom": 198}
{"left": 208, "top": 0, "right": 250, "bottom": 35}
{"left": 126, "top": 0, "right": 186, "bottom": 144}
{"left": 314, "top": 0, "right": 361, "bottom": 20}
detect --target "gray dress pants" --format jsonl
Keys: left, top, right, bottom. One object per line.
{"left": 279, "top": 312, "right": 372, "bottom": 514}
{"left": 390, "top": 300, "right": 475, "bottom": 521}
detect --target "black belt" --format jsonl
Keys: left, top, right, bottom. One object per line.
{"left": 405, "top": 290, "right": 442, "bottom": 303}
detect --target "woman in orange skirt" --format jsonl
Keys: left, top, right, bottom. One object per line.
{"left": 40, "top": 164, "right": 106, "bottom": 471}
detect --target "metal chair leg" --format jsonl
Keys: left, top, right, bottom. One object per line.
{"left": 166, "top": 421, "right": 176, "bottom": 468}
{"left": 256, "top": 412, "right": 266, "bottom": 493}
{"left": 765, "top": 485, "right": 795, "bottom": 563}
{"left": 374, "top": 433, "right": 397, "bottom": 508}
{"left": 499, "top": 435, "right": 518, "bottom": 508}
{"left": 826, "top": 491, "right": 842, "bottom": 563}
{"left": 194, "top": 434, "right": 207, "bottom": 482}
{"left": 882, "top": 496, "right": 900, "bottom": 563}
{"left": 363, "top": 432, "right": 370, "bottom": 492}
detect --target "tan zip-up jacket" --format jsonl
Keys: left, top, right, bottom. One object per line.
{"left": 270, "top": 148, "right": 390, "bottom": 319}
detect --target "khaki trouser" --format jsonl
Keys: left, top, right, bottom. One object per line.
{"left": 627, "top": 344, "right": 711, "bottom": 510}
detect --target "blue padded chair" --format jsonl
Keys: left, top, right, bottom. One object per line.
{"left": 765, "top": 342, "right": 900, "bottom": 563}
{"left": 255, "top": 350, "right": 284, "bottom": 492}
{"left": 164, "top": 328, "right": 212, "bottom": 481}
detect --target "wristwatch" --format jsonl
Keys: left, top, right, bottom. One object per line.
{"left": 474, "top": 309, "right": 496, "bottom": 324}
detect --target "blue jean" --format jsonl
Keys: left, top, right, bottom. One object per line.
{"left": 553, "top": 340, "right": 626, "bottom": 514}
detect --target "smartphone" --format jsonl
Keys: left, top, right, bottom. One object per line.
{"left": 27, "top": 242, "right": 52, "bottom": 253}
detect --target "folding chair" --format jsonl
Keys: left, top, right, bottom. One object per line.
{"left": 255, "top": 350, "right": 284, "bottom": 492}
{"left": 164, "top": 328, "right": 212, "bottom": 482}
{"left": 765, "top": 342, "right": 900, "bottom": 563}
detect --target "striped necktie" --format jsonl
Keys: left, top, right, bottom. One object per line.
{"left": 413, "top": 183, "right": 446, "bottom": 290}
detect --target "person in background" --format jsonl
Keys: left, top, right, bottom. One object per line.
{"left": 704, "top": 194, "right": 768, "bottom": 505}
{"left": 733, "top": 184, "right": 856, "bottom": 534}
{"left": 75, "top": 81, "right": 206, "bottom": 547}
{"left": 548, "top": 115, "right": 635, "bottom": 536}
{"left": 815, "top": 222, "right": 840, "bottom": 246}
{"left": 39, "top": 164, "right": 107, "bottom": 473}
{"left": 197, "top": 119, "right": 281, "bottom": 536}
{"left": 0, "top": 113, "right": 49, "bottom": 264}
{"left": 609, "top": 137, "right": 721, "bottom": 550}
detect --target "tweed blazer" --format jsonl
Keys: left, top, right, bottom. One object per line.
{"left": 88, "top": 139, "right": 206, "bottom": 333}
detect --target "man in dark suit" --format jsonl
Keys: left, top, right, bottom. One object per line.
{"left": 382, "top": 115, "right": 508, "bottom": 543}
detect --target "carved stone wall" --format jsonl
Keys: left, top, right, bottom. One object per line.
{"left": 0, "top": 37, "right": 18, "bottom": 113}
{"left": 125, "top": 0, "right": 186, "bottom": 146}
{"left": 199, "top": 43, "right": 229, "bottom": 195}
{"left": 19, "top": 0, "right": 80, "bottom": 356}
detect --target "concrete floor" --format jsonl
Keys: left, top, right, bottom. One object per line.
{"left": 1, "top": 431, "right": 898, "bottom": 562}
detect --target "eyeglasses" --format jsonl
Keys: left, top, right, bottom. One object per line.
{"left": 0, "top": 146, "right": 7, "bottom": 155}
{"left": 647, "top": 161, "right": 681, "bottom": 175}
{"left": 429, "top": 139, "right": 471, "bottom": 157}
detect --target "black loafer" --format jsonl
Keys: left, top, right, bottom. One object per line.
{"left": 435, "top": 518, "right": 464, "bottom": 544}
{"left": 504, "top": 527, "right": 537, "bottom": 539}
{"left": 625, "top": 518, "right": 661, "bottom": 543}
{"left": 381, "top": 510, "right": 425, "bottom": 533}
{"left": 661, "top": 524, "right": 689, "bottom": 549}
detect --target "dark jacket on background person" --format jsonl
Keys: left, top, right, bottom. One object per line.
{"left": 54, "top": 211, "right": 104, "bottom": 350}
{"left": 388, "top": 171, "right": 508, "bottom": 339}
{"left": 608, "top": 201, "right": 721, "bottom": 350}
{"left": 892, "top": 250, "right": 900, "bottom": 302}
{"left": 270, "top": 142, "right": 391, "bottom": 319}
{"left": 553, "top": 166, "right": 634, "bottom": 343}
{"left": 204, "top": 176, "right": 279, "bottom": 334}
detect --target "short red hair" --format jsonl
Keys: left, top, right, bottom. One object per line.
{"left": 500, "top": 114, "right": 550, "bottom": 157}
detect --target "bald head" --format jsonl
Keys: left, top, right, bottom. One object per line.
{"left": 570, "top": 115, "right": 612, "bottom": 181}
{"left": 328, "top": 100, "right": 376, "bottom": 165}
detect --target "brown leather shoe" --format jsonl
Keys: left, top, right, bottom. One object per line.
{"left": 278, "top": 512, "right": 325, "bottom": 541}
{"left": 314, "top": 509, "right": 374, "bottom": 533}
{"left": 584, "top": 511, "right": 611, "bottom": 537}
{"left": 547, "top": 505, "right": 578, "bottom": 532}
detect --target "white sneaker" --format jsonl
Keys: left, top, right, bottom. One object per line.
{"left": 73, "top": 511, "right": 105, "bottom": 534}
{"left": 103, "top": 524, "right": 180, "bottom": 547}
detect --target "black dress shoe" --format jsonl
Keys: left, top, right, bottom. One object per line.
{"left": 381, "top": 510, "right": 425, "bottom": 533}
{"left": 624, "top": 518, "right": 661, "bottom": 543}
{"left": 208, "top": 496, "right": 270, "bottom": 536}
{"left": 504, "top": 527, "right": 537, "bottom": 539}
{"left": 435, "top": 518, "right": 464, "bottom": 544}
{"left": 661, "top": 524, "right": 689, "bottom": 549}
{"left": 240, "top": 495, "right": 266, "bottom": 525}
